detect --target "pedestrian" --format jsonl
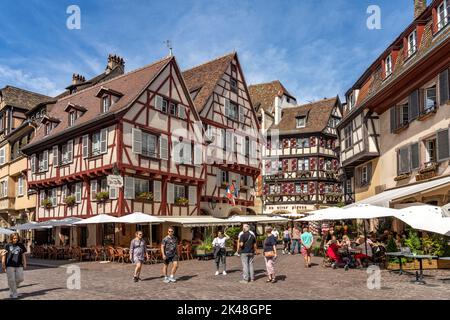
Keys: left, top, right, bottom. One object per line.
{"left": 271, "top": 227, "right": 279, "bottom": 240}
{"left": 212, "top": 230, "right": 230, "bottom": 276}
{"left": 161, "top": 227, "right": 179, "bottom": 283}
{"left": 300, "top": 226, "right": 314, "bottom": 268}
{"left": 235, "top": 224, "right": 256, "bottom": 256}
{"left": 238, "top": 224, "right": 258, "bottom": 284}
{"left": 1, "top": 233, "right": 27, "bottom": 299}
{"left": 263, "top": 226, "right": 277, "bottom": 283}
{"left": 282, "top": 227, "right": 291, "bottom": 254}
{"left": 129, "top": 231, "right": 149, "bottom": 282}
{"left": 291, "top": 225, "right": 301, "bottom": 254}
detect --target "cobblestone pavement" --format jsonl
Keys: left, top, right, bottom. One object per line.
{"left": 1, "top": 253, "right": 450, "bottom": 300}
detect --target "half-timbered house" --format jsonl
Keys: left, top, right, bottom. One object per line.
{"left": 183, "top": 53, "right": 262, "bottom": 218}
{"left": 22, "top": 55, "right": 206, "bottom": 246}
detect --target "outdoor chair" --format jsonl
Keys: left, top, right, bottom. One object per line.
{"left": 90, "top": 246, "right": 100, "bottom": 261}
{"left": 114, "top": 247, "right": 126, "bottom": 263}
{"left": 106, "top": 246, "right": 119, "bottom": 262}
{"left": 48, "top": 246, "right": 58, "bottom": 260}
{"left": 181, "top": 243, "right": 193, "bottom": 260}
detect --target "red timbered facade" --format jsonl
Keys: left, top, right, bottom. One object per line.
{"left": 183, "top": 53, "right": 262, "bottom": 218}
{"left": 22, "top": 56, "right": 206, "bottom": 229}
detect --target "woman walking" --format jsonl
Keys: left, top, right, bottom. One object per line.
{"left": 1, "top": 233, "right": 27, "bottom": 299}
{"left": 282, "top": 227, "right": 291, "bottom": 254}
{"left": 263, "top": 226, "right": 277, "bottom": 283}
{"left": 129, "top": 231, "right": 148, "bottom": 282}
{"left": 212, "top": 230, "right": 230, "bottom": 275}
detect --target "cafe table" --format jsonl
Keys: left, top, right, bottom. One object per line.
{"left": 403, "top": 254, "right": 438, "bottom": 284}
{"left": 385, "top": 252, "right": 405, "bottom": 275}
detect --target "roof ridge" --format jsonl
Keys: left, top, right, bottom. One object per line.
{"left": 248, "top": 80, "right": 282, "bottom": 87}
{"left": 57, "top": 56, "right": 173, "bottom": 103}
{"left": 183, "top": 51, "right": 235, "bottom": 73}
{"left": 296, "top": 97, "right": 336, "bottom": 108}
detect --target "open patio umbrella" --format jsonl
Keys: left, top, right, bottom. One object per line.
{"left": 11, "top": 222, "right": 52, "bottom": 231}
{"left": 116, "top": 212, "right": 165, "bottom": 246}
{"left": 0, "top": 227, "right": 14, "bottom": 235}
{"left": 74, "top": 214, "right": 120, "bottom": 246}
{"left": 395, "top": 205, "right": 450, "bottom": 236}
{"left": 298, "top": 207, "right": 345, "bottom": 221}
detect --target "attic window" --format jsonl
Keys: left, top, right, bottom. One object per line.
{"left": 68, "top": 111, "right": 77, "bottom": 127}
{"left": 230, "top": 78, "right": 238, "bottom": 93}
{"left": 102, "top": 96, "right": 111, "bottom": 113}
{"left": 296, "top": 116, "right": 306, "bottom": 128}
{"left": 437, "top": 0, "right": 449, "bottom": 31}
{"left": 407, "top": 30, "right": 417, "bottom": 57}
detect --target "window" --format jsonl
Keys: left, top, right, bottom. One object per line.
{"left": 298, "top": 158, "right": 310, "bottom": 171}
{"left": 426, "top": 139, "right": 437, "bottom": 163}
{"left": 75, "top": 183, "right": 82, "bottom": 203}
{"left": 0, "top": 179, "right": 7, "bottom": 198}
{"left": 230, "top": 78, "right": 238, "bottom": 93}
{"left": 328, "top": 117, "right": 339, "bottom": 128}
{"left": 91, "top": 129, "right": 108, "bottom": 156}
{"left": 221, "top": 170, "right": 229, "bottom": 185}
{"left": 296, "top": 138, "right": 309, "bottom": 148}
{"left": 361, "top": 166, "right": 368, "bottom": 185}
{"left": 68, "top": 111, "right": 76, "bottom": 127}
{"left": 438, "top": 0, "right": 449, "bottom": 31}
{"left": 0, "top": 146, "right": 5, "bottom": 165}
{"left": 269, "top": 185, "right": 281, "bottom": 195}
{"left": 296, "top": 117, "right": 306, "bottom": 128}
{"left": 38, "top": 150, "right": 48, "bottom": 172}
{"left": 424, "top": 86, "right": 437, "bottom": 111}
{"left": 295, "top": 184, "right": 302, "bottom": 194}
{"left": 398, "top": 146, "right": 411, "bottom": 174}
{"left": 408, "top": 30, "right": 417, "bottom": 57}
{"left": 385, "top": 54, "right": 393, "bottom": 77}
{"left": 135, "top": 178, "right": 150, "bottom": 198}
{"left": 169, "top": 102, "right": 177, "bottom": 116}
{"left": 400, "top": 104, "right": 409, "bottom": 126}
{"left": 102, "top": 96, "right": 111, "bottom": 113}
{"left": 348, "top": 92, "right": 355, "bottom": 110}
{"left": 142, "top": 132, "right": 157, "bottom": 157}
{"left": 17, "top": 176, "right": 24, "bottom": 196}
{"left": 50, "top": 188, "right": 57, "bottom": 207}
{"left": 45, "top": 123, "right": 52, "bottom": 136}
{"left": 225, "top": 101, "right": 238, "bottom": 120}
{"left": 154, "top": 95, "right": 169, "bottom": 113}
{"left": 173, "top": 141, "right": 192, "bottom": 164}
{"left": 346, "top": 179, "right": 352, "bottom": 193}
{"left": 325, "top": 160, "right": 332, "bottom": 171}
{"left": 174, "top": 185, "right": 186, "bottom": 200}
{"left": 61, "top": 140, "right": 73, "bottom": 164}
{"left": 344, "top": 124, "right": 353, "bottom": 149}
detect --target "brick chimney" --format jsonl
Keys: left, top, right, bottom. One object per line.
{"left": 414, "top": 0, "right": 427, "bottom": 19}
{"left": 106, "top": 54, "right": 125, "bottom": 74}
{"left": 72, "top": 73, "right": 85, "bottom": 85}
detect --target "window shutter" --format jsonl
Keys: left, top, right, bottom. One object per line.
{"left": 410, "top": 143, "right": 420, "bottom": 170}
{"left": 439, "top": 69, "right": 449, "bottom": 105}
{"left": 216, "top": 169, "right": 222, "bottom": 186}
{"left": 153, "top": 181, "right": 161, "bottom": 202}
{"left": 62, "top": 185, "right": 68, "bottom": 200}
{"left": 132, "top": 128, "right": 142, "bottom": 154}
{"left": 437, "top": 128, "right": 450, "bottom": 161}
{"left": 82, "top": 135, "right": 89, "bottom": 158}
{"left": 188, "top": 186, "right": 197, "bottom": 205}
{"left": 167, "top": 183, "right": 174, "bottom": 204}
{"left": 224, "top": 98, "right": 230, "bottom": 117}
{"left": 194, "top": 144, "right": 203, "bottom": 166}
{"left": 398, "top": 147, "right": 410, "bottom": 174}
{"left": 408, "top": 90, "right": 419, "bottom": 120}
{"left": 51, "top": 188, "right": 57, "bottom": 206}
{"left": 90, "top": 180, "right": 97, "bottom": 200}
{"left": 75, "top": 183, "right": 82, "bottom": 203}
{"left": 39, "top": 191, "right": 45, "bottom": 206}
{"left": 100, "top": 128, "right": 108, "bottom": 153}
{"left": 239, "top": 105, "right": 245, "bottom": 123}
{"left": 390, "top": 106, "right": 397, "bottom": 133}
{"left": 367, "top": 162, "right": 372, "bottom": 183}
{"left": 52, "top": 146, "right": 59, "bottom": 167}
{"left": 109, "top": 186, "right": 118, "bottom": 200}
{"left": 355, "top": 167, "right": 361, "bottom": 188}
{"left": 160, "top": 135, "right": 168, "bottom": 160}
{"left": 0, "top": 147, "right": 5, "bottom": 165}
{"left": 124, "top": 176, "right": 135, "bottom": 199}
{"left": 31, "top": 154, "right": 36, "bottom": 173}
{"left": 183, "top": 143, "right": 192, "bottom": 164}
{"left": 67, "top": 140, "right": 73, "bottom": 162}
{"left": 250, "top": 140, "right": 257, "bottom": 159}
{"left": 43, "top": 150, "right": 48, "bottom": 171}
{"left": 178, "top": 106, "right": 186, "bottom": 119}
{"left": 155, "top": 95, "right": 163, "bottom": 111}
{"left": 225, "top": 131, "right": 232, "bottom": 151}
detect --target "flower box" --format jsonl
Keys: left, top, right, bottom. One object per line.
{"left": 64, "top": 195, "right": 76, "bottom": 207}
{"left": 394, "top": 173, "right": 411, "bottom": 181}
{"left": 96, "top": 191, "right": 109, "bottom": 202}
{"left": 42, "top": 199, "right": 53, "bottom": 209}
{"left": 175, "top": 197, "right": 189, "bottom": 206}
{"left": 136, "top": 192, "right": 154, "bottom": 202}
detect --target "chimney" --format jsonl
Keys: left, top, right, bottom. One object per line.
{"left": 274, "top": 95, "right": 282, "bottom": 126}
{"left": 414, "top": 0, "right": 427, "bottom": 19}
{"left": 106, "top": 54, "right": 125, "bottom": 74}
{"left": 72, "top": 73, "right": 85, "bottom": 85}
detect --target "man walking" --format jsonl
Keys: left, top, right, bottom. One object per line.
{"left": 161, "top": 227, "right": 179, "bottom": 283}
{"left": 238, "top": 224, "right": 258, "bottom": 284}
{"left": 291, "top": 225, "right": 301, "bottom": 255}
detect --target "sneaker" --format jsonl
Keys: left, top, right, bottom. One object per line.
{"left": 163, "top": 276, "right": 170, "bottom": 283}
{"left": 288, "top": 252, "right": 291, "bottom": 255}
{"left": 169, "top": 276, "right": 177, "bottom": 283}
{"left": 10, "top": 294, "right": 18, "bottom": 299}
{"left": 133, "top": 276, "right": 139, "bottom": 283}
{"left": 239, "top": 280, "right": 249, "bottom": 284}
{"left": 222, "top": 271, "right": 227, "bottom": 276}
{"left": 215, "top": 271, "right": 220, "bottom": 276}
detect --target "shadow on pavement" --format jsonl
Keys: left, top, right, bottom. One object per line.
{"left": 0, "top": 283, "right": 38, "bottom": 292}
{"left": 10, "top": 287, "right": 65, "bottom": 300}
{"left": 141, "top": 276, "right": 163, "bottom": 282}
{"left": 177, "top": 275, "right": 198, "bottom": 281}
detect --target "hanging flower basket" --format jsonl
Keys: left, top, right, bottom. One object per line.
{"left": 96, "top": 191, "right": 109, "bottom": 202}
{"left": 42, "top": 198, "right": 53, "bottom": 209}
{"left": 136, "top": 191, "right": 153, "bottom": 202}
{"left": 64, "top": 195, "right": 76, "bottom": 207}
{"left": 175, "top": 197, "right": 189, "bottom": 206}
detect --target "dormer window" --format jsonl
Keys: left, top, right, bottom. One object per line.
{"left": 438, "top": 0, "right": 449, "bottom": 31}
{"left": 348, "top": 92, "right": 355, "bottom": 110}
{"left": 45, "top": 123, "right": 52, "bottom": 135}
{"left": 407, "top": 30, "right": 417, "bottom": 57}
{"left": 296, "top": 116, "right": 306, "bottom": 128}
{"left": 102, "top": 96, "right": 111, "bottom": 113}
{"left": 385, "top": 54, "right": 393, "bottom": 77}
{"left": 69, "top": 111, "right": 76, "bottom": 127}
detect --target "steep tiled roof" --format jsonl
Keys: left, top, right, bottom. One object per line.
{"left": 0, "top": 86, "right": 51, "bottom": 110}
{"left": 269, "top": 97, "right": 338, "bottom": 135}
{"left": 25, "top": 56, "right": 173, "bottom": 149}
{"left": 182, "top": 53, "right": 235, "bottom": 112}
{"left": 248, "top": 80, "right": 295, "bottom": 114}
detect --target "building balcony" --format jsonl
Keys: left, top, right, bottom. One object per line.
{"left": 0, "top": 197, "right": 15, "bottom": 211}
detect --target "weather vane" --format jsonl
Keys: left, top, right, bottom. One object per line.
{"left": 164, "top": 40, "right": 173, "bottom": 56}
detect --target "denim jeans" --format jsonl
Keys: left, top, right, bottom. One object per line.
{"left": 6, "top": 267, "right": 24, "bottom": 296}
{"left": 240, "top": 253, "right": 255, "bottom": 281}
{"left": 291, "top": 239, "right": 301, "bottom": 254}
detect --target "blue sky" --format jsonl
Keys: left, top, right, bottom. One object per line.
{"left": 0, "top": 0, "right": 419, "bottom": 103}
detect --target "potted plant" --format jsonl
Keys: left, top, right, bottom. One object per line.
{"left": 175, "top": 197, "right": 189, "bottom": 206}
{"left": 96, "top": 191, "right": 109, "bottom": 202}
{"left": 136, "top": 191, "right": 153, "bottom": 202}
{"left": 64, "top": 195, "right": 76, "bottom": 207}
{"left": 42, "top": 198, "right": 53, "bottom": 209}
{"left": 195, "top": 233, "right": 214, "bottom": 256}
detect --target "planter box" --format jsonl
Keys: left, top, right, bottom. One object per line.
{"left": 387, "top": 259, "right": 450, "bottom": 270}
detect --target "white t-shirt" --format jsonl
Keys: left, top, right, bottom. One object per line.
{"left": 212, "top": 236, "right": 229, "bottom": 248}
{"left": 271, "top": 230, "right": 279, "bottom": 239}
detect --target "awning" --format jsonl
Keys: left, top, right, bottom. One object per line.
{"left": 227, "top": 215, "right": 290, "bottom": 224}
{"left": 38, "top": 217, "right": 83, "bottom": 227}
{"left": 348, "top": 176, "right": 450, "bottom": 208}
{"left": 12, "top": 222, "right": 52, "bottom": 231}
{"left": 162, "top": 216, "right": 241, "bottom": 227}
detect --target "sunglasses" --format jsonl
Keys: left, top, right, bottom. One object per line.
{"left": 168, "top": 231, "right": 174, "bottom": 233}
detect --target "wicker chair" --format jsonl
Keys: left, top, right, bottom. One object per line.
{"left": 114, "top": 247, "right": 126, "bottom": 264}
{"left": 90, "top": 246, "right": 100, "bottom": 261}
